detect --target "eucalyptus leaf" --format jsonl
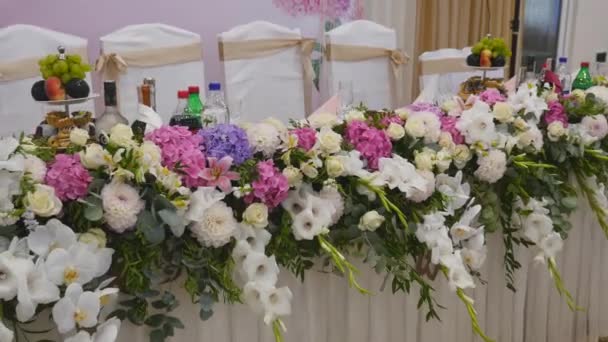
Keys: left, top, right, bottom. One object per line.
{"left": 561, "top": 196, "right": 578, "bottom": 209}
{"left": 150, "top": 329, "right": 165, "bottom": 342}
{"left": 199, "top": 308, "right": 214, "bottom": 321}
{"left": 158, "top": 209, "right": 186, "bottom": 237}
{"left": 145, "top": 314, "right": 165, "bottom": 327}
{"left": 137, "top": 211, "right": 165, "bottom": 244}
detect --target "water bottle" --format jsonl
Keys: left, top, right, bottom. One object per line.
{"left": 202, "top": 82, "right": 228, "bottom": 126}
{"left": 557, "top": 57, "right": 571, "bottom": 95}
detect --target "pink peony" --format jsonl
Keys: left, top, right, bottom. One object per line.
{"left": 248, "top": 160, "right": 289, "bottom": 209}
{"left": 292, "top": 127, "right": 317, "bottom": 151}
{"left": 201, "top": 156, "right": 240, "bottom": 193}
{"left": 45, "top": 154, "right": 91, "bottom": 201}
{"left": 479, "top": 88, "right": 506, "bottom": 106}
{"left": 440, "top": 116, "right": 465, "bottom": 144}
{"left": 345, "top": 121, "right": 392, "bottom": 170}
{"left": 544, "top": 101, "right": 569, "bottom": 127}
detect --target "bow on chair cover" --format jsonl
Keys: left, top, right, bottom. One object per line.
{"left": 218, "top": 38, "right": 315, "bottom": 115}
{"left": 325, "top": 43, "right": 409, "bottom": 108}
{"left": 95, "top": 42, "right": 203, "bottom": 81}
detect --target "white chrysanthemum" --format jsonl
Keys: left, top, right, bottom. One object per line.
{"left": 456, "top": 101, "right": 497, "bottom": 145}
{"left": 246, "top": 122, "right": 281, "bottom": 157}
{"left": 23, "top": 155, "right": 46, "bottom": 183}
{"left": 307, "top": 112, "right": 341, "bottom": 129}
{"left": 190, "top": 201, "right": 237, "bottom": 248}
{"left": 407, "top": 170, "right": 435, "bottom": 203}
{"left": 242, "top": 252, "right": 279, "bottom": 286}
{"left": 516, "top": 125, "right": 544, "bottom": 151}
{"left": 101, "top": 182, "right": 144, "bottom": 233}
{"left": 405, "top": 112, "right": 441, "bottom": 143}
{"left": 474, "top": 150, "right": 506, "bottom": 184}
{"left": 586, "top": 86, "right": 608, "bottom": 109}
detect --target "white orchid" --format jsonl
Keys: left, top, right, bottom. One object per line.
{"left": 16, "top": 259, "right": 60, "bottom": 322}
{"left": 64, "top": 317, "right": 121, "bottom": 342}
{"left": 440, "top": 251, "right": 476, "bottom": 291}
{"left": 46, "top": 243, "right": 113, "bottom": 286}
{"left": 436, "top": 171, "right": 470, "bottom": 214}
{"left": 455, "top": 101, "right": 497, "bottom": 145}
{"left": 27, "top": 219, "right": 77, "bottom": 257}
{"left": 52, "top": 283, "right": 101, "bottom": 334}
{"left": 372, "top": 154, "right": 427, "bottom": 196}
{"left": 450, "top": 204, "right": 483, "bottom": 243}
{"left": 509, "top": 83, "right": 548, "bottom": 123}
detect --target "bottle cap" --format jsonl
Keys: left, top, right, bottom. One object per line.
{"left": 178, "top": 90, "right": 189, "bottom": 99}
{"left": 597, "top": 52, "right": 607, "bottom": 63}
{"left": 559, "top": 57, "right": 567, "bottom": 63}
{"left": 143, "top": 77, "right": 156, "bottom": 86}
{"left": 581, "top": 62, "right": 590, "bottom": 68}
{"left": 188, "top": 86, "right": 200, "bottom": 94}
{"left": 209, "top": 82, "right": 221, "bottom": 91}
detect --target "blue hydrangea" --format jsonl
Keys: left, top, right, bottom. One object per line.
{"left": 199, "top": 124, "right": 252, "bottom": 165}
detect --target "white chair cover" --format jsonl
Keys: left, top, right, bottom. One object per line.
{"left": 323, "top": 20, "right": 397, "bottom": 110}
{"left": 219, "top": 21, "right": 308, "bottom": 123}
{"left": 0, "top": 25, "right": 93, "bottom": 136}
{"left": 416, "top": 47, "right": 504, "bottom": 104}
{"left": 100, "top": 24, "right": 206, "bottom": 124}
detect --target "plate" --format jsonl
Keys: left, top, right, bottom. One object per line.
{"left": 465, "top": 65, "right": 504, "bottom": 71}
{"left": 36, "top": 93, "right": 99, "bottom": 105}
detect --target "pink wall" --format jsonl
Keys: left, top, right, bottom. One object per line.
{"left": 0, "top": 0, "right": 321, "bottom": 93}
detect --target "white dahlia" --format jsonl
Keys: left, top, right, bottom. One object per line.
{"left": 474, "top": 150, "right": 507, "bottom": 184}
{"left": 246, "top": 122, "right": 281, "bottom": 157}
{"left": 101, "top": 182, "right": 144, "bottom": 233}
{"left": 189, "top": 201, "right": 237, "bottom": 248}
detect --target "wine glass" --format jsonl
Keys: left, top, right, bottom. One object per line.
{"left": 338, "top": 80, "right": 354, "bottom": 118}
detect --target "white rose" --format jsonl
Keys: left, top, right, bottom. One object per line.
{"left": 513, "top": 117, "right": 528, "bottom": 131}
{"left": 386, "top": 123, "right": 405, "bottom": 140}
{"left": 243, "top": 203, "right": 269, "bottom": 229}
{"left": 79, "top": 228, "right": 107, "bottom": 248}
{"left": 69, "top": 127, "right": 89, "bottom": 146}
{"left": 136, "top": 141, "right": 162, "bottom": 170}
{"left": 493, "top": 102, "right": 514, "bottom": 123}
{"left": 452, "top": 144, "right": 472, "bottom": 169}
{"left": 283, "top": 166, "right": 303, "bottom": 188}
{"left": 547, "top": 121, "right": 567, "bottom": 141}
{"left": 441, "top": 100, "right": 458, "bottom": 113}
{"left": 414, "top": 149, "right": 436, "bottom": 171}
{"left": 325, "top": 156, "right": 345, "bottom": 178}
{"left": 405, "top": 116, "right": 426, "bottom": 138}
{"left": 345, "top": 110, "right": 365, "bottom": 123}
{"left": 435, "top": 148, "right": 452, "bottom": 173}
{"left": 358, "top": 210, "right": 385, "bottom": 231}
{"left": 300, "top": 162, "right": 319, "bottom": 178}
{"left": 395, "top": 108, "right": 411, "bottom": 120}
{"left": 23, "top": 155, "right": 47, "bottom": 183}
{"left": 308, "top": 112, "right": 341, "bottom": 129}
{"left": 317, "top": 127, "right": 342, "bottom": 154}
{"left": 109, "top": 124, "right": 135, "bottom": 147}
{"left": 438, "top": 132, "right": 455, "bottom": 149}
{"left": 25, "top": 184, "right": 62, "bottom": 217}
{"left": 80, "top": 143, "right": 110, "bottom": 169}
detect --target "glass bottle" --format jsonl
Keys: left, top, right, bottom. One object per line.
{"left": 170, "top": 90, "right": 201, "bottom": 130}
{"left": 96, "top": 80, "right": 128, "bottom": 140}
{"left": 572, "top": 62, "right": 594, "bottom": 91}
{"left": 185, "top": 86, "right": 203, "bottom": 117}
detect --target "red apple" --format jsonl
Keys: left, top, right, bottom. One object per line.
{"left": 45, "top": 76, "right": 65, "bottom": 101}
{"left": 480, "top": 49, "right": 492, "bottom": 67}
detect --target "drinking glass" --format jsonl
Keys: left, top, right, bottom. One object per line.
{"left": 229, "top": 99, "right": 243, "bottom": 124}
{"left": 338, "top": 80, "right": 354, "bottom": 118}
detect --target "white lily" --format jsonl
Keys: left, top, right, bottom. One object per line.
{"left": 52, "top": 283, "right": 101, "bottom": 334}
{"left": 27, "top": 219, "right": 77, "bottom": 257}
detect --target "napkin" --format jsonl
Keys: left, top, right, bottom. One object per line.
{"left": 135, "top": 104, "right": 163, "bottom": 134}
{"left": 310, "top": 95, "right": 339, "bottom": 116}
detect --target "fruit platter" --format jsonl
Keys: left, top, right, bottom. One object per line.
{"left": 466, "top": 35, "right": 511, "bottom": 68}
{"left": 30, "top": 46, "right": 95, "bottom": 149}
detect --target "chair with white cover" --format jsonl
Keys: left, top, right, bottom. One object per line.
{"left": 0, "top": 25, "right": 93, "bottom": 136}
{"left": 416, "top": 47, "right": 504, "bottom": 104}
{"left": 323, "top": 20, "right": 407, "bottom": 110}
{"left": 98, "top": 24, "right": 205, "bottom": 124}
{"left": 218, "top": 21, "right": 314, "bottom": 123}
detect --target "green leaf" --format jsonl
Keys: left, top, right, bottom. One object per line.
{"left": 145, "top": 314, "right": 165, "bottom": 327}
{"left": 561, "top": 197, "right": 578, "bottom": 209}
{"left": 137, "top": 210, "right": 165, "bottom": 244}
{"left": 150, "top": 329, "right": 165, "bottom": 342}
{"left": 199, "top": 307, "right": 214, "bottom": 321}
{"left": 83, "top": 196, "right": 103, "bottom": 221}
{"left": 158, "top": 209, "right": 185, "bottom": 237}
{"left": 200, "top": 292, "right": 214, "bottom": 312}
{"left": 165, "top": 316, "right": 185, "bottom": 329}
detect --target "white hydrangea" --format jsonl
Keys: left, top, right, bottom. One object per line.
{"left": 474, "top": 150, "right": 507, "bottom": 184}
{"left": 101, "top": 182, "right": 145, "bottom": 233}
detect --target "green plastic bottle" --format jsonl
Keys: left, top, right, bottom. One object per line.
{"left": 185, "top": 86, "right": 204, "bottom": 116}
{"left": 572, "top": 62, "right": 594, "bottom": 90}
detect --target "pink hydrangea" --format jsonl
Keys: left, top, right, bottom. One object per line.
{"left": 479, "top": 88, "right": 506, "bottom": 106}
{"left": 45, "top": 154, "right": 91, "bottom": 201}
{"left": 146, "top": 126, "right": 206, "bottom": 187}
{"left": 248, "top": 160, "right": 289, "bottom": 209}
{"left": 440, "top": 116, "right": 465, "bottom": 144}
{"left": 544, "top": 101, "right": 569, "bottom": 126}
{"left": 292, "top": 127, "right": 317, "bottom": 151}
{"left": 345, "top": 121, "right": 392, "bottom": 170}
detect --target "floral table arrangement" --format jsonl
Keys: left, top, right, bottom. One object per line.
{"left": 2, "top": 82, "right": 608, "bottom": 342}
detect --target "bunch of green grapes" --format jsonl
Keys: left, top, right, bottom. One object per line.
{"left": 38, "top": 54, "right": 92, "bottom": 84}
{"left": 471, "top": 37, "right": 512, "bottom": 57}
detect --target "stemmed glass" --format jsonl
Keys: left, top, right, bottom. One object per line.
{"left": 338, "top": 80, "right": 354, "bottom": 118}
